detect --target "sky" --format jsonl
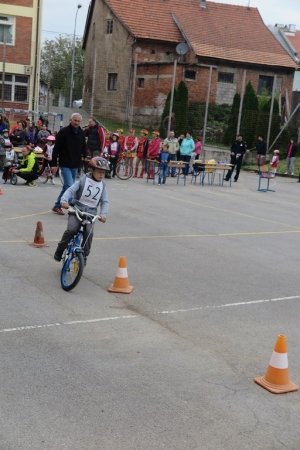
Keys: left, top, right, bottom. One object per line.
{"left": 41, "top": 0, "right": 300, "bottom": 42}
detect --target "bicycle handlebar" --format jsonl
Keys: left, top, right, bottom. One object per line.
{"left": 68, "top": 206, "right": 100, "bottom": 223}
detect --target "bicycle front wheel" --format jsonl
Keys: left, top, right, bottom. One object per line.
{"left": 61, "top": 251, "right": 84, "bottom": 291}
{"left": 10, "top": 173, "right": 17, "bottom": 185}
{"left": 116, "top": 161, "right": 133, "bottom": 180}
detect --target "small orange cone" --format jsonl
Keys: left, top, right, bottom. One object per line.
{"left": 108, "top": 256, "right": 133, "bottom": 294}
{"left": 254, "top": 334, "right": 299, "bottom": 394}
{"left": 30, "top": 221, "right": 49, "bottom": 248}
{"left": 0, "top": 188, "right": 4, "bottom": 195}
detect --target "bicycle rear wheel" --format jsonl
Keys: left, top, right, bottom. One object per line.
{"left": 61, "top": 251, "right": 84, "bottom": 291}
{"left": 116, "top": 161, "right": 133, "bottom": 180}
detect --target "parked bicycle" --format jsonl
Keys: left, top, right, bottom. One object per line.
{"left": 116, "top": 152, "right": 133, "bottom": 180}
{"left": 60, "top": 205, "right": 99, "bottom": 291}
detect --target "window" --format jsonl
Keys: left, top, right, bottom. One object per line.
{"left": 218, "top": 72, "right": 234, "bottom": 83}
{"left": 185, "top": 70, "right": 196, "bottom": 80}
{"left": 258, "top": 75, "right": 273, "bottom": 95}
{"left": 0, "top": 15, "right": 15, "bottom": 45}
{"left": 137, "top": 78, "right": 144, "bottom": 88}
{"left": 106, "top": 19, "right": 113, "bottom": 34}
{"left": 0, "top": 73, "right": 29, "bottom": 102}
{"left": 107, "top": 73, "right": 117, "bottom": 91}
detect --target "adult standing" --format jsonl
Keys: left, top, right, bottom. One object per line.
{"left": 51, "top": 113, "right": 87, "bottom": 215}
{"left": 85, "top": 117, "right": 105, "bottom": 157}
{"left": 224, "top": 134, "right": 247, "bottom": 182}
{"left": 256, "top": 135, "right": 267, "bottom": 173}
{"left": 164, "top": 130, "right": 179, "bottom": 177}
{"left": 180, "top": 132, "right": 195, "bottom": 176}
{"left": 285, "top": 138, "right": 297, "bottom": 176}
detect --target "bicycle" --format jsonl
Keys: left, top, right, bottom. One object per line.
{"left": 60, "top": 205, "right": 99, "bottom": 291}
{"left": 2, "top": 163, "right": 18, "bottom": 185}
{"left": 116, "top": 152, "right": 133, "bottom": 180}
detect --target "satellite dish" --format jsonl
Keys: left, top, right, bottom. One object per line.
{"left": 176, "top": 42, "right": 188, "bottom": 55}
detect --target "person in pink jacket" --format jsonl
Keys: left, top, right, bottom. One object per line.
{"left": 147, "top": 130, "right": 161, "bottom": 179}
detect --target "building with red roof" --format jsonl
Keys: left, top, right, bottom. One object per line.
{"left": 82, "top": 0, "right": 297, "bottom": 126}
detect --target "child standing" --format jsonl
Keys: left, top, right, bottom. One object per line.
{"left": 270, "top": 149, "right": 280, "bottom": 174}
{"left": 158, "top": 144, "right": 170, "bottom": 185}
{"left": 42, "top": 135, "right": 56, "bottom": 184}
{"left": 54, "top": 157, "right": 110, "bottom": 265}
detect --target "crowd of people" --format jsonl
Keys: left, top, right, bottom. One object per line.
{"left": 1, "top": 111, "right": 299, "bottom": 265}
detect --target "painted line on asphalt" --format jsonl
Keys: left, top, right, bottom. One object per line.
{"left": 0, "top": 210, "right": 52, "bottom": 222}
{"left": 1, "top": 228, "right": 300, "bottom": 245}
{"left": 0, "top": 295, "right": 299, "bottom": 335}
{"left": 158, "top": 295, "right": 300, "bottom": 314}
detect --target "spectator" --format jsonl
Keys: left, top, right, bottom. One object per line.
{"left": 285, "top": 138, "right": 297, "bottom": 176}
{"left": 37, "top": 123, "right": 50, "bottom": 144}
{"left": 256, "top": 135, "right": 267, "bottom": 173}
{"left": 85, "top": 117, "right": 105, "bottom": 157}
{"left": 158, "top": 143, "right": 170, "bottom": 185}
{"left": 164, "top": 130, "right": 179, "bottom": 177}
{"left": 147, "top": 130, "right": 161, "bottom": 179}
{"left": 10, "top": 121, "right": 29, "bottom": 147}
{"left": 224, "top": 134, "right": 247, "bottom": 182}
{"left": 180, "top": 132, "right": 195, "bottom": 176}
{"left": 270, "top": 149, "right": 280, "bottom": 175}
{"left": 134, "top": 128, "right": 149, "bottom": 178}
{"left": 108, "top": 132, "right": 121, "bottom": 178}
{"left": 124, "top": 128, "right": 138, "bottom": 173}
{"left": 51, "top": 113, "right": 87, "bottom": 215}
{"left": 11, "top": 144, "right": 39, "bottom": 186}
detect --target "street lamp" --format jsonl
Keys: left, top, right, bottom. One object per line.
{"left": 69, "top": 3, "right": 82, "bottom": 108}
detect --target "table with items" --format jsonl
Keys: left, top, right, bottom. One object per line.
{"left": 191, "top": 160, "right": 234, "bottom": 186}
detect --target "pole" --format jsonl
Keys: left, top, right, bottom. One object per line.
{"left": 90, "top": 46, "right": 97, "bottom": 116}
{"left": 202, "top": 65, "right": 213, "bottom": 162}
{"left": 269, "top": 102, "right": 300, "bottom": 151}
{"left": 69, "top": 4, "right": 82, "bottom": 108}
{"left": 129, "top": 51, "right": 138, "bottom": 129}
{"left": 236, "top": 69, "right": 247, "bottom": 136}
{"left": 167, "top": 58, "right": 177, "bottom": 136}
{"left": 1, "top": 28, "right": 7, "bottom": 108}
{"left": 266, "top": 74, "right": 277, "bottom": 150}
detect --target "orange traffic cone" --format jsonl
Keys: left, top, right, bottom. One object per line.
{"left": 254, "top": 334, "right": 299, "bottom": 394}
{"left": 108, "top": 256, "right": 133, "bottom": 294}
{"left": 30, "top": 221, "right": 48, "bottom": 248}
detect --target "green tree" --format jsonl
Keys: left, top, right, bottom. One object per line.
{"left": 174, "top": 80, "right": 188, "bottom": 135}
{"left": 240, "top": 81, "right": 258, "bottom": 148}
{"left": 223, "top": 93, "right": 240, "bottom": 145}
{"left": 40, "top": 36, "right": 84, "bottom": 107}
{"left": 159, "top": 90, "right": 173, "bottom": 138}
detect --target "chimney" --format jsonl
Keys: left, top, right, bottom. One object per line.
{"left": 200, "top": 0, "right": 206, "bottom": 8}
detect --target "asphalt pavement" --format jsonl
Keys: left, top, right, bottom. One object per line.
{"left": 1, "top": 170, "right": 300, "bottom": 449}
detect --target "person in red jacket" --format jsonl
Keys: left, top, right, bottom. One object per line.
{"left": 124, "top": 128, "right": 138, "bottom": 173}
{"left": 147, "top": 130, "right": 161, "bottom": 179}
{"left": 134, "top": 128, "right": 149, "bottom": 178}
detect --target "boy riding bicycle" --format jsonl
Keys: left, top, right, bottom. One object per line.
{"left": 54, "top": 157, "right": 109, "bottom": 264}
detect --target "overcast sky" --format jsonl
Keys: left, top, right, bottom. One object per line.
{"left": 42, "top": 0, "right": 300, "bottom": 41}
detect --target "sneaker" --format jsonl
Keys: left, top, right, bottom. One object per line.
{"left": 52, "top": 206, "right": 65, "bottom": 215}
{"left": 27, "top": 181, "right": 37, "bottom": 187}
{"left": 50, "top": 178, "right": 55, "bottom": 185}
{"left": 54, "top": 252, "right": 62, "bottom": 262}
